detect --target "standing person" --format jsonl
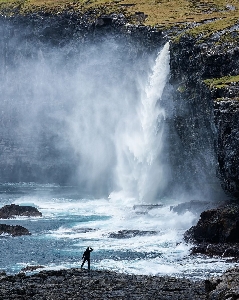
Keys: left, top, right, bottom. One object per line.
{"left": 81, "top": 247, "right": 93, "bottom": 270}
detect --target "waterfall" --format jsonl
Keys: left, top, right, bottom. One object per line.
{"left": 0, "top": 17, "right": 225, "bottom": 202}
{"left": 113, "top": 43, "right": 170, "bottom": 202}
{"left": 0, "top": 21, "right": 172, "bottom": 200}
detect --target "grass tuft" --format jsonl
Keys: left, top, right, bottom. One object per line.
{"left": 204, "top": 75, "right": 239, "bottom": 89}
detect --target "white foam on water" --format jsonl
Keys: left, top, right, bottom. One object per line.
{"left": 5, "top": 193, "right": 237, "bottom": 279}
{"left": 113, "top": 42, "right": 170, "bottom": 203}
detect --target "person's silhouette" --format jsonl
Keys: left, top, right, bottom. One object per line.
{"left": 81, "top": 247, "right": 93, "bottom": 270}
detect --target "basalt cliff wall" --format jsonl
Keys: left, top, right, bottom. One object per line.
{"left": 170, "top": 26, "right": 239, "bottom": 199}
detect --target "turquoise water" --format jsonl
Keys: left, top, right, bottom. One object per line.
{"left": 0, "top": 183, "right": 237, "bottom": 279}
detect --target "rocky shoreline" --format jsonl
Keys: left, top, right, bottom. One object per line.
{"left": 0, "top": 268, "right": 208, "bottom": 300}
{"left": 184, "top": 202, "right": 239, "bottom": 260}
{"left": 1, "top": 267, "right": 239, "bottom": 299}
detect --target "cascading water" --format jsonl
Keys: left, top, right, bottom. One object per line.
{"left": 0, "top": 18, "right": 234, "bottom": 278}
{"left": 0, "top": 21, "right": 171, "bottom": 202}
{"left": 114, "top": 42, "right": 170, "bottom": 202}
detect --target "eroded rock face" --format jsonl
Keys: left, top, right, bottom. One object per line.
{"left": 0, "top": 224, "right": 31, "bottom": 236}
{"left": 170, "top": 24, "right": 239, "bottom": 199}
{"left": 214, "top": 100, "right": 239, "bottom": 198}
{"left": 169, "top": 37, "right": 222, "bottom": 199}
{"left": 0, "top": 204, "right": 42, "bottom": 219}
{"left": 184, "top": 204, "right": 239, "bottom": 243}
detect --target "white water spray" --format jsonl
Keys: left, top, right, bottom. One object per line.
{"left": 113, "top": 42, "right": 170, "bottom": 202}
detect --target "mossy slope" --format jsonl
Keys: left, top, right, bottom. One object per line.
{"left": 1, "top": 0, "right": 239, "bottom": 32}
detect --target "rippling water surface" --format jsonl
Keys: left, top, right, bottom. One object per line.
{"left": 0, "top": 183, "right": 237, "bottom": 279}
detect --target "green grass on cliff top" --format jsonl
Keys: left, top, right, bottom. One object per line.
{"left": 1, "top": 0, "right": 239, "bottom": 36}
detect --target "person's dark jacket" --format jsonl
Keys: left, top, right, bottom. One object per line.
{"left": 82, "top": 247, "right": 93, "bottom": 259}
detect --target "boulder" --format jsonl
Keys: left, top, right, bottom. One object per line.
{"left": 0, "top": 204, "right": 42, "bottom": 219}
{"left": 0, "top": 224, "right": 31, "bottom": 236}
{"left": 184, "top": 203, "right": 239, "bottom": 243}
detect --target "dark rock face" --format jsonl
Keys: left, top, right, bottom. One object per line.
{"left": 190, "top": 243, "right": 239, "bottom": 257}
{"left": 214, "top": 100, "right": 239, "bottom": 198}
{"left": 184, "top": 204, "right": 239, "bottom": 243}
{"left": 168, "top": 39, "right": 221, "bottom": 199}
{"left": 0, "top": 204, "right": 42, "bottom": 219}
{"left": 170, "top": 24, "right": 239, "bottom": 199}
{"left": 0, "top": 224, "right": 30, "bottom": 236}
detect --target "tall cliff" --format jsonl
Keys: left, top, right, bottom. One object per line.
{"left": 170, "top": 24, "right": 239, "bottom": 199}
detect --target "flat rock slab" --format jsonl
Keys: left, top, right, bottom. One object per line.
{"left": 0, "top": 268, "right": 207, "bottom": 299}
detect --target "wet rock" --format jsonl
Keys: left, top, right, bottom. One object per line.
{"left": 184, "top": 203, "right": 239, "bottom": 243}
{"left": 108, "top": 229, "right": 158, "bottom": 239}
{"left": 207, "top": 267, "right": 239, "bottom": 299}
{"left": 0, "top": 268, "right": 207, "bottom": 299}
{"left": 190, "top": 243, "right": 239, "bottom": 257}
{"left": 171, "top": 200, "right": 221, "bottom": 215}
{"left": 0, "top": 224, "right": 31, "bottom": 236}
{"left": 0, "top": 204, "right": 42, "bottom": 219}
{"left": 133, "top": 204, "right": 163, "bottom": 215}
{"left": 21, "top": 265, "right": 44, "bottom": 272}
{"left": 72, "top": 227, "right": 96, "bottom": 233}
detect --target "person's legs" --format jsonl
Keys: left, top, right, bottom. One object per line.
{"left": 81, "top": 258, "right": 86, "bottom": 269}
{"left": 87, "top": 259, "right": 90, "bottom": 270}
